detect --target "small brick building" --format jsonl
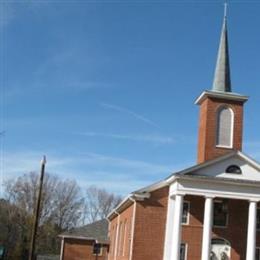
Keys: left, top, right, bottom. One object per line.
{"left": 60, "top": 219, "right": 109, "bottom": 260}
{"left": 107, "top": 10, "right": 260, "bottom": 260}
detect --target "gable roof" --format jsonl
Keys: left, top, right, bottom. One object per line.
{"left": 107, "top": 151, "right": 260, "bottom": 220}
{"left": 166, "top": 150, "right": 260, "bottom": 184}
{"left": 60, "top": 219, "right": 109, "bottom": 243}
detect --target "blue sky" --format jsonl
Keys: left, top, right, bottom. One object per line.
{"left": 0, "top": 1, "right": 260, "bottom": 197}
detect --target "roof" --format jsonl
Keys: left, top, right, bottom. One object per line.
{"left": 60, "top": 219, "right": 109, "bottom": 243}
{"left": 166, "top": 150, "right": 260, "bottom": 183}
{"left": 212, "top": 8, "right": 231, "bottom": 92}
{"left": 107, "top": 151, "right": 260, "bottom": 220}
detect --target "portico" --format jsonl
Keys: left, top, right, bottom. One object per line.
{"left": 164, "top": 172, "right": 260, "bottom": 260}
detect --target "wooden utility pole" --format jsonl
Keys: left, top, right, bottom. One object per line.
{"left": 28, "top": 156, "right": 47, "bottom": 260}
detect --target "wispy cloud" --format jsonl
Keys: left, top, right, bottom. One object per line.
{"left": 100, "top": 102, "right": 159, "bottom": 128}
{"left": 78, "top": 132, "right": 175, "bottom": 145}
{"left": 1, "top": 150, "right": 183, "bottom": 196}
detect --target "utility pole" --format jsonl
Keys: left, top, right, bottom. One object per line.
{"left": 29, "top": 156, "right": 47, "bottom": 260}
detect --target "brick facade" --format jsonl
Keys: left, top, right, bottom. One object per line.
{"left": 108, "top": 187, "right": 169, "bottom": 260}
{"left": 197, "top": 96, "right": 244, "bottom": 164}
{"left": 62, "top": 238, "right": 109, "bottom": 260}
{"left": 109, "top": 192, "right": 259, "bottom": 260}
{"left": 132, "top": 187, "right": 168, "bottom": 260}
{"left": 108, "top": 204, "right": 134, "bottom": 260}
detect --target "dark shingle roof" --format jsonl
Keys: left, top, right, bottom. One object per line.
{"left": 60, "top": 219, "right": 108, "bottom": 243}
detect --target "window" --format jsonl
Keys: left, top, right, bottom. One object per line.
{"left": 257, "top": 208, "right": 260, "bottom": 230}
{"left": 213, "top": 200, "right": 228, "bottom": 227}
{"left": 256, "top": 248, "right": 260, "bottom": 260}
{"left": 182, "top": 201, "right": 190, "bottom": 224}
{"left": 180, "top": 243, "right": 187, "bottom": 260}
{"left": 226, "top": 165, "right": 242, "bottom": 174}
{"left": 93, "top": 243, "right": 102, "bottom": 256}
{"left": 216, "top": 107, "right": 234, "bottom": 148}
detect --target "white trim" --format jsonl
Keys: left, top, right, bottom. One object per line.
{"left": 129, "top": 199, "right": 136, "bottom": 260}
{"left": 216, "top": 144, "right": 233, "bottom": 149}
{"left": 170, "top": 176, "right": 260, "bottom": 202}
{"left": 107, "top": 193, "right": 149, "bottom": 220}
{"left": 60, "top": 238, "right": 64, "bottom": 260}
{"left": 180, "top": 242, "right": 188, "bottom": 260}
{"left": 114, "top": 212, "right": 120, "bottom": 260}
{"left": 195, "top": 90, "right": 248, "bottom": 105}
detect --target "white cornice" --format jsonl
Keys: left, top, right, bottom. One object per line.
{"left": 170, "top": 176, "right": 260, "bottom": 202}
{"left": 195, "top": 90, "right": 249, "bottom": 105}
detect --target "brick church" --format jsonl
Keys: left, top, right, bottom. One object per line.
{"left": 107, "top": 8, "right": 260, "bottom": 260}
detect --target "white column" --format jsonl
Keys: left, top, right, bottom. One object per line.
{"left": 171, "top": 194, "right": 184, "bottom": 260}
{"left": 246, "top": 200, "right": 258, "bottom": 260}
{"left": 201, "top": 196, "right": 214, "bottom": 260}
{"left": 163, "top": 195, "right": 175, "bottom": 260}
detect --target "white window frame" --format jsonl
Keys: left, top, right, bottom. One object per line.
{"left": 182, "top": 201, "right": 190, "bottom": 225}
{"left": 215, "top": 106, "right": 234, "bottom": 149}
{"left": 180, "top": 243, "right": 188, "bottom": 260}
{"left": 213, "top": 200, "right": 229, "bottom": 228}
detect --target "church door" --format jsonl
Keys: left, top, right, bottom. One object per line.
{"left": 210, "top": 238, "right": 231, "bottom": 260}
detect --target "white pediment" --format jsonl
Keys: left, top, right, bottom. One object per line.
{"left": 190, "top": 154, "right": 260, "bottom": 181}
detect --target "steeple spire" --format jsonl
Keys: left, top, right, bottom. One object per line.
{"left": 212, "top": 3, "right": 232, "bottom": 92}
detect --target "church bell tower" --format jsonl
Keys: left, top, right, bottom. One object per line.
{"left": 196, "top": 6, "right": 248, "bottom": 164}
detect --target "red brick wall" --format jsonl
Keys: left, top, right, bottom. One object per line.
{"left": 197, "top": 97, "right": 244, "bottom": 163}
{"left": 182, "top": 195, "right": 259, "bottom": 260}
{"left": 108, "top": 204, "right": 134, "bottom": 260}
{"left": 108, "top": 187, "right": 169, "bottom": 260}
{"left": 109, "top": 193, "right": 255, "bottom": 260}
{"left": 132, "top": 187, "right": 169, "bottom": 260}
{"left": 62, "top": 238, "right": 108, "bottom": 260}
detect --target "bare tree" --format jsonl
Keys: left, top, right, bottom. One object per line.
{"left": 52, "top": 179, "right": 84, "bottom": 230}
{"left": 2, "top": 172, "right": 84, "bottom": 258}
{"left": 83, "top": 186, "right": 122, "bottom": 224}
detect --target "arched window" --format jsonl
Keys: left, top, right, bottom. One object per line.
{"left": 216, "top": 107, "right": 234, "bottom": 148}
{"left": 226, "top": 165, "right": 242, "bottom": 174}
